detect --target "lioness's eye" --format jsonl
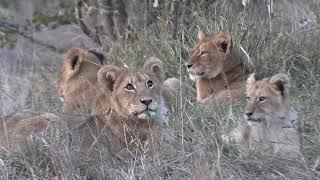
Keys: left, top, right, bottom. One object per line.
{"left": 126, "top": 83, "right": 134, "bottom": 90}
{"left": 246, "top": 96, "right": 250, "bottom": 102}
{"left": 259, "top": 96, "right": 267, "bottom": 102}
{"left": 147, "top": 80, "right": 154, "bottom": 88}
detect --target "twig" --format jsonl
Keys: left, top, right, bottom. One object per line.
{"left": 170, "top": 0, "right": 179, "bottom": 40}
{"left": 77, "top": 0, "right": 102, "bottom": 46}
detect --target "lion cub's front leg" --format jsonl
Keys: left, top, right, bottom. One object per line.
{"left": 197, "top": 96, "right": 212, "bottom": 104}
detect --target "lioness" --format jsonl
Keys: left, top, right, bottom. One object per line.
{"left": 222, "top": 73, "right": 302, "bottom": 158}
{"left": 185, "top": 31, "right": 251, "bottom": 104}
{"left": 57, "top": 47, "right": 106, "bottom": 115}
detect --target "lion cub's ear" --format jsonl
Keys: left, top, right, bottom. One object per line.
{"left": 64, "top": 48, "right": 84, "bottom": 73}
{"left": 197, "top": 30, "right": 208, "bottom": 41}
{"left": 215, "top": 32, "right": 233, "bottom": 54}
{"left": 97, "top": 65, "right": 121, "bottom": 91}
{"left": 246, "top": 73, "right": 256, "bottom": 91}
{"left": 269, "top": 74, "right": 290, "bottom": 95}
{"left": 143, "top": 57, "right": 164, "bottom": 82}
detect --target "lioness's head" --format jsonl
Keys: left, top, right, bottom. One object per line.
{"left": 244, "top": 73, "right": 296, "bottom": 126}
{"left": 185, "top": 31, "right": 233, "bottom": 81}
{"left": 97, "top": 58, "right": 169, "bottom": 123}
{"left": 57, "top": 47, "right": 104, "bottom": 114}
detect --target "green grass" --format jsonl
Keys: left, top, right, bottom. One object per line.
{"left": 0, "top": 0, "right": 320, "bottom": 179}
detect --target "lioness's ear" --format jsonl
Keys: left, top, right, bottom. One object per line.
{"left": 64, "top": 48, "right": 84, "bottom": 72}
{"left": 215, "top": 32, "right": 233, "bottom": 54}
{"left": 197, "top": 30, "right": 207, "bottom": 41}
{"left": 143, "top": 57, "right": 164, "bottom": 82}
{"left": 97, "top": 65, "right": 121, "bottom": 91}
{"left": 269, "top": 74, "right": 290, "bottom": 95}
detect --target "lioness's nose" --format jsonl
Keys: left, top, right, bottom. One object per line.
{"left": 185, "top": 63, "right": 193, "bottom": 69}
{"left": 140, "top": 98, "right": 152, "bottom": 106}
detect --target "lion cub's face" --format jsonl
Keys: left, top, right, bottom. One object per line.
{"left": 98, "top": 58, "right": 168, "bottom": 122}
{"left": 114, "top": 70, "right": 164, "bottom": 119}
{"left": 244, "top": 74, "right": 292, "bottom": 126}
{"left": 185, "top": 31, "right": 232, "bottom": 81}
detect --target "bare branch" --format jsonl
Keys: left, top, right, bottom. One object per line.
{"left": 170, "top": 0, "right": 179, "bottom": 40}
{"left": 182, "top": 0, "right": 192, "bottom": 28}
{"left": 98, "top": 0, "right": 116, "bottom": 40}
{"left": 112, "top": 0, "right": 127, "bottom": 41}
{"left": 144, "top": 0, "right": 150, "bottom": 30}
{"left": 77, "top": 0, "right": 102, "bottom": 46}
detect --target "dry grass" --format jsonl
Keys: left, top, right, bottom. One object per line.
{"left": 0, "top": 0, "right": 319, "bottom": 179}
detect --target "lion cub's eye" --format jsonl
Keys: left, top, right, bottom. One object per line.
{"left": 126, "top": 83, "right": 135, "bottom": 90}
{"left": 147, "top": 80, "right": 154, "bottom": 88}
{"left": 200, "top": 50, "right": 208, "bottom": 56}
{"left": 259, "top": 96, "right": 267, "bottom": 102}
{"left": 246, "top": 96, "right": 250, "bottom": 102}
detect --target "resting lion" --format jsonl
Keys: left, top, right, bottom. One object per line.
{"left": 57, "top": 47, "right": 106, "bottom": 115}
{"left": 185, "top": 31, "right": 251, "bottom": 104}
{"left": 57, "top": 48, "right": 183, "bottom": 117}
{"left": 78, "top": 58, "right": 180, "bottom": 155}
{"left": 0, "top": 111, "right": 62, "bottom": 148}
{"left": 222, "top": 73, "right": 302, "bottom": 158}
{"left": 1, "top": 57, "right": 182, "bottom": 155}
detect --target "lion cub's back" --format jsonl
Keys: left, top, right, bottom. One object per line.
{"left": 0, "top": 111, "right": 62, "bottom": 148}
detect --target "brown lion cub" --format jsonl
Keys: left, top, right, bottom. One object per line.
{"left": 57, "top": 47, "right": 105, "bottom": 115}
{"left": 78, "top": 59, "right": 176, "bottom": 154}
{"left": 222, "top": 73, "right": 302, "bottom": 158}
{"left": 185, "top": 31, "right": 251, "bottom": 104}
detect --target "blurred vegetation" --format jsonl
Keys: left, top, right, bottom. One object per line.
{"left": 0, "top": 0, "right": 75, "bottom": 49}
{"left": 0, "top": 0, "right": 319, "bottom": 179}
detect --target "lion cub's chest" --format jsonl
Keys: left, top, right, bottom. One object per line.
{"left": 77, "top": 115, "right": 162, "bottom": 155}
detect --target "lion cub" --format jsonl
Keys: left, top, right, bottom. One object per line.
{"left": 1, "top": 51, "right": 182, "bottom": 155}
{"left": 185, "top": 31, "right": 251, "bottom": 104}
{"left": 222, "top": 74, "right": 302, "bottom": 158}
{"left": 78, "top": 58, "right": 180, "bottom": 155}
{"left": 57, "top": 47, "right": 105, "bottom": 115}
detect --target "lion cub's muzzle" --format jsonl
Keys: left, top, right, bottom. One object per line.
{"left": 245, "top": 111, "right": 264, "bottom": 123}
{"left": 131, "top": 97, "right": 158, "bottom": 119}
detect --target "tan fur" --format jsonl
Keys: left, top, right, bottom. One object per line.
{"left": 0, "top": 111, "right": 61, "bottom": 148}
{"left": 83, "top": 59, "right": 172, "bottom": 153}
{"left": 2, "top": 55, "right": 181, "bottom": 155}
{"left": 186, "top": 31, "right": 251, "bottom": 104}
{"left": 222, "top": 74, "right": 302, "bottom": 158}
{"left": 57, "top": 47, "right": 107, "bottom": 115}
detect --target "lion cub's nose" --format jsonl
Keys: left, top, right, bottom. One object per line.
{"left": 140, "top": 98, "right": 152, "bottom": 106}
{"left": 245, "top": 112, "right": 253, "bottom": 117}
{"left": 185, "top": 63, "right": 193, "bottom": 69}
